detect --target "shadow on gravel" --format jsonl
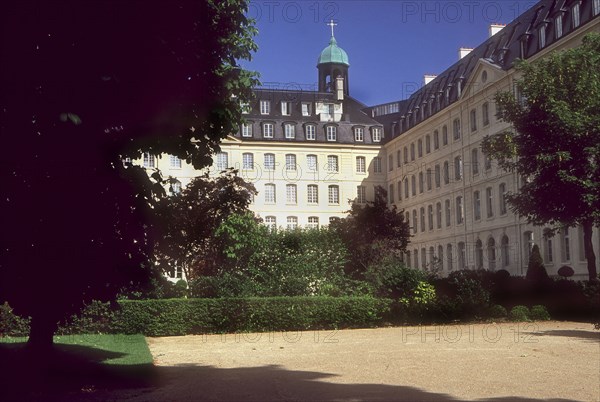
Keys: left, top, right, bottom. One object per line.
{"left": 0, "top": 342, "right": 157, "bottom": 402}
{"left": 0, "top": 343, "right": 582, "bottom": 402}
{"left": 530, "top": 329, "right": 600, "bottom": 342}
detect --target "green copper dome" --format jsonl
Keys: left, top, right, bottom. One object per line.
{"left": 317, "top": 36, "right": 349, "bottom": 66}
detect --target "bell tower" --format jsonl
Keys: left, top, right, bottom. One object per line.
{"left": 317, "top": 20, "right": 350, "bottom": 95}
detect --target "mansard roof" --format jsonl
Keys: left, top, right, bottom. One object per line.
{"left": 368, "top": 0, "right": 599, "bottom": 141}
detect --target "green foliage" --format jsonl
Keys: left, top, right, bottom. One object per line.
{"left": 509, "top": 305, "right": 531, "bottom": 321}
{"left": 365, "top": 257, "right": 426, "bottom": 299}
{"left": 0, "top": 303, "right": 30, "bottom": 337}
{"left": 558, "top": 265, "right": 575, "bottom": 278}
{"left": 58, "top": 301, "right": 115, "bottom": 335}
{"left": 526, "top": 245, "right": 550, "bottom": 282}
{"left": 331, "top": 186, "right": 410, "bottom": 276}
{"left": 445, "top": 270, "right": 492, "bottom": 318}
{"left": 483, "top": 32, "right": 600, "bottom": 280}
{"left": 113, "top": 297, "right": 391, "bottom": 336}
{"left": 488, "top": 304, "right": 508, "bottom": 319}
{"left": 529, "top": 305, "right": 551, "bottom": 321}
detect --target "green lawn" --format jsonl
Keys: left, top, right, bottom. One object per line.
{"left": 0, "top": 334, "right": 155, "bottom": 399}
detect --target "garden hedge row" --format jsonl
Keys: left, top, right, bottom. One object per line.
{"left": 2, "top": 297, "right": 392, "bottom": 337}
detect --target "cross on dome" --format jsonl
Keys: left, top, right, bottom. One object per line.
{"left": 327, "top": 19, "right": 337, "bottom": 37}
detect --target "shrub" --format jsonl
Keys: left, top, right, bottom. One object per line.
{"left": 509, "top": 305, "right": 530, "bottom": 321}
{"left": 442, "top": 270, "right": 492, "bottom": 319}
{"left": 0, "top": 302, "right": 30, "bottom": 337}
{"left": 59, "top": 300, "right": 115, "bottom": 334}
{"left": 365, "top": 257, "right": 426, "bottom": 299}
{"left": 529, "top": 305, "right": 551, "bottom": 321}
{"left": 488, "top": 304, "right": 508, "bottom": 319}
{"left": 526, "top": 245, "right": 549, "bottom": 282}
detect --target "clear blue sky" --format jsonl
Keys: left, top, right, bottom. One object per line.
{"left": 243, "top": 1, "right": 536, "bottom": 105}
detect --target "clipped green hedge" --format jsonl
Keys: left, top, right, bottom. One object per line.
{"left": 113, "top": 297, "right": 391, "bottom": 336}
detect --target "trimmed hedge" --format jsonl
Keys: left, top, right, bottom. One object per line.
{"left": 113, "top": 297, "right": 392, "bottom": 336}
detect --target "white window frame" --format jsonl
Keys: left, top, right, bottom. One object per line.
{"left": 263, "top": 123, "right": 274, "bottom": 138}
{"left": 286, "top": 216, "right": 298, "bottom": 230}
{"left": 328, "top": 185, "right": 340, "bottom": 204}
{"left": 242, "top": 153, "right": 254, "bottom": 170}
{"left": 327, "top": 155, "right": 339, "bottom": 173}
{"left": 143, "top": 152, "right": 156, "bottom": 168}
{"left": 571, "top": 3, "right": 580, "bottom": 29}
{"left": 307, "top": 184, "right": 319, "bottom": 204}
{"left": 216, "top": 152, "right": 228, "bottom": 170}
{"left": 373, "top": 157, "right": 382, "bottom": 173}
{"left": 356, "top": 156, "right": 366, "bottom": 173}
{"left": 285, "top": 154, "right": 297, "bottom": 171}
{"left": 326, "top": 125, "right": 337, "bottom": 142}
{"left": 357, "top": 185, "right": 366, "bottom": 204}
{"left": 264, "top": 183, "right": 276, "bottom": 204}
{"left": 264, "top": 153, "right": 275, "bottom": 171}
{"left": 354, "top": 127, "right": 364, "bottom": 142}
{"left": 301, "top": 102, "right": 312, "bottom": 116}
{"left": 284, "top": 123, "right": 295, "bottom": 139}
{"left": 281, "top": 101, "right": 292, "bottom": 116}
{"left": 286, "top": 184, "right": 297, "bottom": 204}
{"left": 169, "top": 155, "right": 182, "bottom": 169}
{"left": 307, "top": 216, "right": 319, "bottom": 229}
{"left": 260, "top": 100, "right": 270, "bottom": 115}
{"left": 241, "top": 123, "right": 253, "bottom": 137}
{"left": 372, "top": 127, "right": 382, "bottom": 142}
{"left": 305, "top": 124, "right": 316, "bottom": 140}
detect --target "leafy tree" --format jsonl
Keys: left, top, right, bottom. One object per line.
{"left": 0, "top": 1, "right": 258, "bottom": 349}
{"left": 154, "top": 170, "right": 257, "bottom": 280}
{"left": 483, "top": 33, "right": 600, "bottom": 281}
{"left": 331, "top": 186, "right": 411, "bottom": 275}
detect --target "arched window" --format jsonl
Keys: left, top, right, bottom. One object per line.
{"left": 475, "top": 239, "right": 483, "bottom": 269}
{"left": 447, "top": 244, "right": 454, "bottom": 271}
{"left": 501, "top": 235, "right": 510, "bottom": 267}
{"left": 488, "top": 238, "right": 496, "bottom": 271}
{"left": 437, "top": 245, "right": 444, "bottom": 271}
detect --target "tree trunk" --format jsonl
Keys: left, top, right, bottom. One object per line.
{"left": 27, "top": 314, "right": 57, "bottom": 352}
{"left": 582, "top": 220, "right": 598, "bottom": 282}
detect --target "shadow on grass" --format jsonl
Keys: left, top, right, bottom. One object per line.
{"left": 0, "top": 343, "right": 582, "bottom": 402}
{"left": 0, "top": 342, "right": 157, "bottom": 401}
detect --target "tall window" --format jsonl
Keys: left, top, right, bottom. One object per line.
{"left": 326, "top": 126, "right": 337, "bottom": 141}
{"left": 389, "top": 184, "right": 395, "bottom": 204}
{"left": 470, "top": 109, "right": 477, "bottom": 132}
{"left": 285, "top": 154, "right": 297, "bottom": 171}
{"left": 169, "top": 155, "right": 181, "bottom": 169}
{"left": 328, "top": 185, "right": 340, "bottom": 204}
{"left": 327, "top": 155, "right": 339, "bottom": 172}
{"left": 472, "top": 148, "right": 479, "bottom": 175}
{"left": 284, "top": 124, "right": 295, "bottom": 139}
{"left": 404, "top": 178, "right": 409, "bottom": 199}
{"left": 420, "top": 207, "right": 425, "bottom": 232}
{"left": 264, "top": 153, "right": 275, "bottom": 171}
{"left": 447, "top": 244, "right": 454, "bottom": 271}
{"left": 418, "top": 139, "right": 423, "bottom": 157}
{"left": 438, "top": 245, "right": 444, "bottom": 271}
{"left": 241, "top": 123, "right": 253, "bottom": 137}
{"left": 458, "top": 242, "right": 466, "bottom": 269}
{"left": 435, "top": 165, "right": 441, "bottom": 188}
{"left": 286, "top": 184, "right": 297, "bottom": 204}
{"left": 356, "top": 156, "right": 366, "bottom": 173}
{"left": 307, "top": 154, "right": 318, "bottom": 172}
{"left": 403, "top": 147, "right": 408, "bottom": 164}
{"left": 426, "top": 168, "right": 432, "bottom": 191}
{"left": 215, "top": 152, "right": 228, "bottom": 170}
{"left": 428, "top": 205, "right": 434, "bottom": 231}
{"left": 372, "top": 127, "right": 382, "bottom": 142}
{"left": 418, "top": 172, "right": 424, "bottom": 193}
{"left": 498, "top": 183, "right": 506, "bottom": 215}
{"left": 421, "top": 248, "right": 427, "bottom": 270}
{"left": 442, "top": 125, "right": 448, "bottom": 145}
{"left": 411, "top": 175, "right": 416, "bottom": 196}
{"left": 443, "top": 161, "right": 450, "bottom": 185}
{"left": 594, "top": 0, "right": 600, "bottom": 16}
{"left": 240, "top": 102, "right": 250, "bottom": 114}
{"left": 501, "top": 235, "right": 510, "bottom": 267}
{"left": 397, "top": 180, "right": 402, "bottom": 201}
{"left": 544, "top": 230, "right": 554, "bottom": 263}
{"left": 453, "top": 118, "right": 461, "bottom": 140}
{"left": 263, "top": 122, "right": 274, "bottom": 138}
{"left": 373, "top": 157, "right": 382, "bottom": 173}
{"left": 265, "top": 216, "right": 276, "bottom": 230}
{"left": 286, "top": 216, "right": 298, "bottom": 230}
{"left": 388, "top": 155, "right": 393, "bottom": 172}
{"left": 484, "top": 153, "right": 492, "bottom": 171}
{"left": 354, "top": 127, "right": 364, "bottom": 142}
{"left": 436, "top": 202, "right": 442, "bottom": 229}
{"left": 475, "top": 240, "right": 483, "bottom": 269}
{"left": 488, "top": 238, "right": 496, "bottom": 271}
{"left": 260, "top": 100, "right": 270, "bottom": 115}
{"left": 397, "top": 150, "right": 402, "bottom": 167}
{"left": 482, "top": 102, "right": 490, "bottom": 126}
{"left": 356, "top": 186, "right": 366, "bottom": 204}
{"left": 539, "top": 25, "right": 546, "bottom": 48}
{"left": 473, "top": 191, "right": 481, "bottom": 221}
{"left": 281, "top": 101, "right": 292, "bottom": 116}
{"left": 456, "top": 196, "right": 464, "bottom": 224}
{"left": 562, "top": 227, "right": 571, "bottom": 261}
{"left": 412, "top": 210, "right": 418, "bottom": 234}
{"left": 305, "top": 124, "right": 316, "bottom": 140}
{"left": 410, "top": 143, "right": 415, "bottom": 161}
{"left": 242, "top": 153, "right": 254, "bottom": 169}
{"left": 524, "top": 231, "right": 534, "bottom": 261}
{"left": 454, "top": 156, "right": 462, "bottom": 180}
{"left": 433, "top": 130, "right": 440, "bottom": 149}
{"left": 143, "top": 152, "right": 156, "bottom": 168}
{"left": 307, "top": 216, "right": 319, "bottom": 229}
{"left": 445, "top": 199, "right": 451, "bottom": 227}
{"left": 307, "top": 184, "right": 319, "bottom": 204}
{"left": 425, "top": 135, "right": 431, "bottom": 153}
{"left": 170, "top": 180, "right": 182, "bottom": 195}
{"left": 264, "top": 183, "right": 276, "bottom": 203}
{"left": 486, "top": 187, "right": 494, "bottom": 217}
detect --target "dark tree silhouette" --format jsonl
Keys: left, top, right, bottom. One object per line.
{"left": 0, "top": 0, "right": 258, "bottom": 349}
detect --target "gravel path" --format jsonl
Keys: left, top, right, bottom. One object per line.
{"left": 113, "top": 321, "right": 600, "bottom": 401}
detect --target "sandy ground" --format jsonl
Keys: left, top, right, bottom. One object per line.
{"left": 111, "top": 321, "right": 599, "bottom": 401}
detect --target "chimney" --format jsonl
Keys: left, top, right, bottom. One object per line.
{"left": 336, "top": 76, "right": 344, "bottom": 101}
{"left": 423, "top": 74, "right": 437, "bottom": 85}
{"left": 459, "top": 47, "right": 473, "bottom": 59}
{"left": 489, "top": 23, "right": 506, "bottom": 37}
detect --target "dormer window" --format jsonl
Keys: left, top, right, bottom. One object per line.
{"left": 241, "top": 123, "right": 253, "bottom": 137}
{"left": 571, "top": 3, "right": 580, "bottom": 29}
{"left": 284, "top": 123, "right": 295, "bottom": 139}
{"left": 371, "top": 127, "right": 382, "bottom": 142}
{"left": 241, "top": 102, "right": 250, "bottom": 114}
{"left": 555, "top": 14, "right": 563, "bottom": 38}
{"left": 260, "top": 100, "right": 270, "bottom": 115}
{"left": 354, "top": 127, "right": 364, "bottom": 142}
{"left": 305, "top": 124, "right": 316, "bottom": 140}
{"left": 539, "top": 24, "right": 546, "bottom": 48}
{"left": 281, "top": 101, "right": 292, "bottom": 116}
{"left": 326, "top": 125, "right": 337, "bottom": 142}
{"left": 594, "top": 0, "right": 600, "bottom": 16}
{"left": 301, "top": 102, "right": 312, "bottom": 116}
